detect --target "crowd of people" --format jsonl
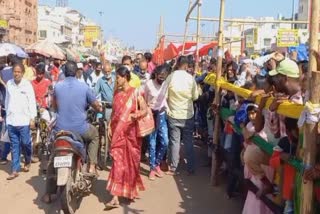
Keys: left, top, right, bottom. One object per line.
{"left": 1, "top": 48, "right": 320, "bottom": 213}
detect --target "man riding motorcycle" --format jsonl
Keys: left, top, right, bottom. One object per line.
{"left": 31, "top": 62, "right": 52, "bottom": 163}
{"left": 42, "top": 61, "right": 102, "bottom": 204}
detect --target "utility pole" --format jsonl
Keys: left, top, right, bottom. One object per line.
{"left": 211, "top": 0, "right": 225, "bottom": 186}
{"left": 301, "top": 0, "right": 320, "bottom": 213}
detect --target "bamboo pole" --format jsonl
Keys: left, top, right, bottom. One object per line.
{"left": 301, "top": 0, "right": 320, "bottom": 213}
{"left": 210, "top": 0, "right": 225, "bottom": 186}
{"left": 166, "top": 34, "right": 215, "bottom": 39}
{"left": 189, "top": 17, "right": 308, "bottom": 24}
{"left": 182, "top": 0, "right": 193, "bottom": 55}
{"left": 195, "top": 1, "right": 202, "bottom": 70}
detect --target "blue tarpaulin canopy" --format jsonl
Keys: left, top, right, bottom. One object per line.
{"left": 288, "top": 44, "right": 309, "bottom": 62}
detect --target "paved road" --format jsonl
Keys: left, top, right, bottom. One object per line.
{"left": 0, "top": 145, "right": 243, "bottom": 214}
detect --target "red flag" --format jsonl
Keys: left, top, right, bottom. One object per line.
{"left": 153, "top": 36, "right": 165, "bottom": 65}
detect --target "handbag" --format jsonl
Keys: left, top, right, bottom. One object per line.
{"left": 135, "top": 89, "right": 155, "bottom": 137}
{"left": 0, "top": 129, "right": 9, "bottom": 143}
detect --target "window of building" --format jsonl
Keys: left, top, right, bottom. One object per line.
{"left": 39, "top": 30, "right": 47, "bottom": 39}
{"left": 264, "top": 38, "right": 272, "bottom": 47}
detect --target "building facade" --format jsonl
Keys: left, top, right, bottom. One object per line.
{"left": 223, "top": 19, "right": 255, "bottom": 56}
{"left": 38, "top": 5, "right": 103, "bottom": 48}
{"left": 240, "top": 17, "right": 308, "bottom": 55}
{"left": 38, "top": 6, "right": 73, "bottom": 43}
{"left": 0, "top": 0, "right": 38, "bottom": 46}
{"left": 297, "top": 0, "right": 309, "bottom": 29}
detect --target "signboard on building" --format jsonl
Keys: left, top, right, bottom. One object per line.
{"left": 246, "top": 34, "right": 254, "bottom": 48}
{"left": 0, "top": 19, "right": 8, "bottom": 28}
{"left": 245, "top": 28, "right": 258, "bottom": 48}
{"left": 83, "top": 25, "right": 100, "bottom": 48}
{"left": 277, "top": 29, "right": 299, "bottom": 47}
{"left": 253, "top": 28, "right": 258, "bottom": 44}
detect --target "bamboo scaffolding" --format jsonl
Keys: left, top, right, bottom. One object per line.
{"left": 210, "top": 0, "right": 225, "bottom": 186}
{"left": 189, "top": 17, "right": 309, "bottom": 24}
{"left": 301, "top": 0, "right": 320, "bottom": 213}
{"left": 182, "top": 0, "right": 193, "bottom": 55}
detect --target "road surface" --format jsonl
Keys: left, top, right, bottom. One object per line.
{"left": 0, "top": 144, "right": 243, "bottom": 214}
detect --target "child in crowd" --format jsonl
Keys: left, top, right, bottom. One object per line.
{"left": 269, "top": 118, "right": 299, "bottom": 214}
{"left": 242, "top": 103, "right": 274, "bottom": 214}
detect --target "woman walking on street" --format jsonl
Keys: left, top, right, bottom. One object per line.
{"left": 144, "top": 65, "right": 169, "bottom": 180}
{"left": 105, "top": 66, "right": 147, "bottom": 209}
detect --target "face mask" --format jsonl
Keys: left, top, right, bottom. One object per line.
{"left": 124, "top": 65, "right": 132, "bottom": 72}
{"left": 105, "top": 74, "right": 112, "bottom": 79}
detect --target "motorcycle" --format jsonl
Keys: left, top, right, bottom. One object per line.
{"left": 31, "top": 105, "right": 52, "bottom": 174}
{"left": 52, "top": 130, "right": 96, "bottom": 214}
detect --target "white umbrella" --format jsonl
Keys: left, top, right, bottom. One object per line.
{"left": 26, "top": 39, "right": 66, "bottom": 60}
{"left": 0, "top": 43, "right": 28, "bottom": 58}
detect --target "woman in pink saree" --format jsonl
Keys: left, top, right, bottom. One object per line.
{"left": 105, "top": 66, "right": 147, "bottom": 209}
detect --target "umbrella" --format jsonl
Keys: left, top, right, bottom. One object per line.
{"left": 58, "top": 46, "right": 81, "bottom": 63}
{"left": 26, "top": 39, "right": 66, "bottom": 60}
{"left": 0, "top": 43, "right": 28, "bottom": 58}
{"left": 65, "top": 48, "right": 81, "bottom": 62}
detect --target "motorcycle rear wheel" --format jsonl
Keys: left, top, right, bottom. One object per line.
{"left": 97, "top": 121, "right": 110, "bottom": 170}
{"left": 60, "top": 165, "right": 82, "bottom": 214}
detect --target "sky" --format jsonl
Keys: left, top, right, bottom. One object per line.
{"left": 41, "top": 0, "right": 298, "bottom": 50}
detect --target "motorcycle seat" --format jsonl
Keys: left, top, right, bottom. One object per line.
{"left": 56, "top": 130, "right": 84, "bottom": 145}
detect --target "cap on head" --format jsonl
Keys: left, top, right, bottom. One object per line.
{"left": 268, "top": 58, "right": 299, "bottom": 78}
{"left": 77, "top": 63, "right": 83, "bottom": 69}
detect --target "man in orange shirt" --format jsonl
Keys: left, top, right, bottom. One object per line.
{"left": 31, "top": 63, "right": 52, "bottom": 109}
{"left": 50, "top": 60, "right": 60, "bottom": 83}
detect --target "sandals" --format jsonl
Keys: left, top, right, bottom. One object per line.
{"left": 41, "top": 194, "right": 52, "bottom": 204}
{"left": 165, "top": 170, "right": 179, "bottom": 176}
{"left": 104, "top": 200, "right": 119, "bottom": 210}
{"left": 23, "top": 164, "right": 31, "bottom": 172}
{"left": 7, "top": 172, "right": 19, "bottom": 180}
{"left": 41, "top": 194, "right": 58, "bottom": 204}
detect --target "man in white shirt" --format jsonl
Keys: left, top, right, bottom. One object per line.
{"left": 76, "top": 63, "right": 92, "bottom": 86}
{"left": 90, "top": 62, "right": 104, "bottom": 89}
{"left": 5, "top": 63, "right": 37, "bottom": 180}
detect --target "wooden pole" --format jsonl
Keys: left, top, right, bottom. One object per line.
{"left": 182, "top": 0, "right": 193, "bottom": 55}
{"left": 210, "top": 0, "right": 225, "bottom": 186}
{"left": 189, "top": 17, "right": 308, "bottom": 24}
{"left": 195, "top": 1, "right": 202, "bottom": 71}
{"left": 301, "top": 0, "right": 320, "bottom": 213}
